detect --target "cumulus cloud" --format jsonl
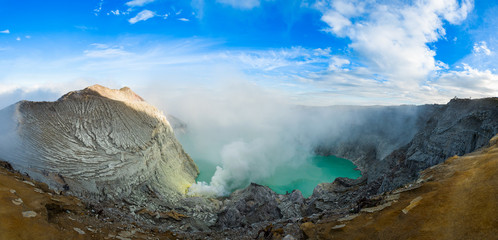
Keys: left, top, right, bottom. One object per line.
{"left": 217, "top": 0, "right": 261, "bottom": 9}
{"left": 473, "top": 41, "right": 492, "bottom": 56}
{"left": 129, "top": 10, "right": 156, "bottom": 24}
{"left": 0, "top": 29, "right": 9, "bottom": 34}
{"left": 328, "top": 56, "right": 350, "bottom": 71}
{"left": 177, "top": 18, "right": 190, "bottom": 22}
{"left": 125, "top": 0, "right": 155, "bottom": 7}
{"left": 434, "top": 64, "right": 498, "bottom": 97}
{"left": 316, "top": 0, "right": 474, "bottom": 86}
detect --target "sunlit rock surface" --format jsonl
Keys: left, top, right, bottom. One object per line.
{"left": 0, "top": 85, "right": 198, "bottom": 205}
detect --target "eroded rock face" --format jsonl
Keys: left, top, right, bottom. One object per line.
{"left": 375, "top": 98, "right": 498, "bottom": 192}
{"left": 216, "top": 183, "right": 283, "bottom": 229}
{"left": 0, "top": 85, "right": 198, "bottom": 206}
{"left": 304, "top": 98, "right": 498, "bottom": 216}
{"left": 314, "top": 98, "right": 498, "bottom": 194}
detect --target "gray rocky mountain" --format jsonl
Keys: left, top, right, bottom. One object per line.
{"left": 0, "top": 85, "right": 198, "bottom": 207}
{"left": 306, "top": 97, "right": 498, "bottom": 216}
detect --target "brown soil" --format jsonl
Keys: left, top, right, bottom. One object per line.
{"left": 301, "top": 135, "right": 498, "bottom": 240}
{"left": 0, "top": 162, "right": 181, "bottom": 240}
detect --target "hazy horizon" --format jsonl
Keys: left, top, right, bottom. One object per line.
{"left": 0, "top": 0, "right": 497, "bottom": 108}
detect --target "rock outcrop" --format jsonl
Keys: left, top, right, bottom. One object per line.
{"left": 315, "top": 98, "right": 498, "bottom": 193}
{"left": 300, "top": 134, "right": 498, "bottom": 240}
{"left": 303, "top": 97, "right": 498, "bottom": 217}
{"left": 0, "top": 85, "right": 198, "bottom": 206}
{"left": 216, "top": 183, "right": 283, "bottom": 229}
{"left": 375, "top": 98, "right": 498, "bottom": 192}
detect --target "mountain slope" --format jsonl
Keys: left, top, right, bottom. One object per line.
{"left": 0, "top": 85, "right": 198, "bottom": 206}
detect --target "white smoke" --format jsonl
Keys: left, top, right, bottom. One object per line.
{"left": 188, "top": 136, "right": 310, "bottom": 196}
{"left": 0, "top": 81, "right": 421, "bottom": 198}
{"left": 144, "top": 81, "right": 314, "bottom": 196}
{"left": 0, "top": 104, "right": 25, "bottom": 166}
{"left": 145, "top": 80, "right": 421, "bottom": 197}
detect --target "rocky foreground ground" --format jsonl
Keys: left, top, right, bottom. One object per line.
{"left": 1, "top": 134, "right": 497, "bottom": 239}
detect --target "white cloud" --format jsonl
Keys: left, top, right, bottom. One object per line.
{"left": 234, "top": 47, "right": 330, "bottom": 74}
{"left": 435, "top": 60, "right": 449, "bottom": 70}
{"left": 217, "top": 0, "right": 260, "bottom": 9}
{"left": 84, "top": 48, "right": 130, "bottom": 58}
{"left": 316, "top": 0, "right": 474, "bottom": 87}
{"left": 178, "top": 18, "right": 189, "bottom": 22}
{"left": 441, "top": 0, "right": 473, "bottom": 24}
{"left": 94, "top": 0, "right": 103, "bottom": 16}
{"left": 75, "top": 25, "right": 97, "bottom": 31}
{"left": 25, "top": 35, "right": 31, "bottom": 39}
{"left": 110, "top": 9, "right": 125, "bottom": 16}
{"left": 0, "top": 29, "right": 9, "bottom": 34}
{"left": 16, "top": 37, "right": 21, "bottom": 41}
{"left": 84, "top": 44, "right": 131, "bottom": 58}
{"left": 321, "top": 11, "right": 351, "bottom": 34}
{"left": 473, "top": 41, "right": 492, "bottom": 56}
{"left": 434, "top": 64, "right": 498, "bottom": 97}
{"left": 129, "top": 10, "right": 156, "bottom": 24}
{"left": 328, "top": 56, "right": 350, "bottom": 71}
{"left": 1, "top": 35, "right": 493, "bottom": 107}
{"left": 90, "top": 43, "right": 109, "bottom": 49}
{"left": 125, "top": 0, "right": 155, "bottom": 7}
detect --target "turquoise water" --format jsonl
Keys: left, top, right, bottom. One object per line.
{"left": 195, "top": 159, "right": 219, "bottom": 183}
{"left": 261, "top": 155, "right": 361, "bottom": 197}
{"left": 194, "top": 155, "right": 361, "bottom": 198}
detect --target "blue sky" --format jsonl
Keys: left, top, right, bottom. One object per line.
{"left": 0, "top": 0, "right": 497, "bottom": 107}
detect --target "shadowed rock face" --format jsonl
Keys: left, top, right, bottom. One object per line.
{"left": 313, "top": 98, "right": 498, "bottom": 194}
{"left": 375, "top": 98, "right": 498, "bottom": 192}
{"left": 0, "top": 85, "right": 198, "bottom": 206}
{"left": 305, "top": 97, "right": 498, "bottom": 217}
